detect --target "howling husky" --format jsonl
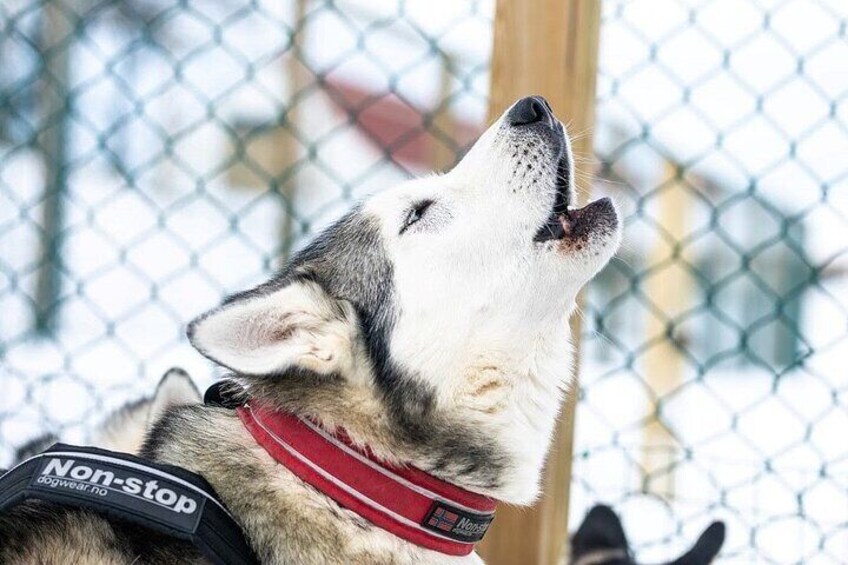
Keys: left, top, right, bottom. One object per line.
{"left": 0, "top": 96, "right": 621, "bottom": 564}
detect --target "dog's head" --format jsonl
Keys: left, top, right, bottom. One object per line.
{"left": 188, "top": 96, "right": 621, "bottom": 503}
{"left": 571, "top": 505, "right": 726, "bottom": 565}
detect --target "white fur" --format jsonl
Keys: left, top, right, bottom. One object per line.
{"left": 362, "top": 118, "right": 619, "bottom": 503}
{"left": 192, "top": 282, "right": 360, "bottom": 377}
{"left": 191, "top": 102, "right": 621, "bottom": 507}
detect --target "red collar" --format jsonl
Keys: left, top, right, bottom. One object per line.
{"left": 237, "top": 402, "right": 497, "bottom": 556}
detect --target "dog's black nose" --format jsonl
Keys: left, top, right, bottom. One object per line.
{"left": 507, "top": 96, "right": 554, "bottom": 127}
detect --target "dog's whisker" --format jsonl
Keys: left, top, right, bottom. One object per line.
{"left": 5, "top": 95, "right": 624, "bottom": 564}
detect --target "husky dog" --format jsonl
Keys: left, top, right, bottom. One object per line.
{"left": 10, "top": 368, "right": 201, "bottom": 465}
{"left": 571, "top": 505, "right": 726, "bottom": 565}
{"left": 91, "top": 367, "right": 202, "bottom": 455}
{"left": 0, "top": 96, "right": 621, "bottom": 564}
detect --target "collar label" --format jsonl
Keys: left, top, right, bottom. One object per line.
{"left": 422, "top": 501, "right": 494, "bottom": 543}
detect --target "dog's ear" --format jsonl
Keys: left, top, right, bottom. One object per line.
{"left": 188, "top": 279, "right": 354, "bottom": 377}
{"left": 14, "top": 433, "right": 59, "bottom": 464}
{"left": 147, "top": 368, "right": 201, "bottom": 425}
{"left": 668, "top": 521, "right": 726, "bottom": 565}
{"left": 571, "top": 504, "right": 630, "bottom": 561}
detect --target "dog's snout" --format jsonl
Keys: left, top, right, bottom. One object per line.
{"left": 507, "top": 96, "right": 554, "bottom": 127}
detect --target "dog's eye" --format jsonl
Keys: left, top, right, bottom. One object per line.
{"left": 400, "top": 200, "right": 434, "bottom": 234}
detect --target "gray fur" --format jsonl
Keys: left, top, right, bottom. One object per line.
{"left": 0, "top": 210, "right": 497, "bottom": 564}
{"left": 189, "top": 209, "right": 508, "bottom": 489}
{"left": 0, "top": 97, "right": 620, "bottom": 564}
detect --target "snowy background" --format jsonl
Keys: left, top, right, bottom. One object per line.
{"left": 1, "top": 0, "right": 846, "bottom": 563}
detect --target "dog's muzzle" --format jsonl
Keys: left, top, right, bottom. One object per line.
{"left": 505, "top": 95, "right": 618, "bottom": 245}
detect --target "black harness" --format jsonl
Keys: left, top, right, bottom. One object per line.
{"left": 0, "top": 443, "right": 257, "bottom": 565}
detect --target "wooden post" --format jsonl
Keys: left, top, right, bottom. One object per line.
{"left": 430, "top": 52, "right": 458, "bottom": 172}
{"left": 35, "top": 0, "right": 75, "bottom": 332}
{"left": 641, "top": 160, "right": 691, "bottom": 498}
{"left": 277, "top": 0, "right": 309, "bottom": 264}
{"left": 477, "top": 1, "right": 602, "bottom": 564}
{"left": 226, "top": 0, "right": 308, "bottom": 265}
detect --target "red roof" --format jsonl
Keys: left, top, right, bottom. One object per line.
{"left": 324, "top": 79, "right": 483, "bottom": 169}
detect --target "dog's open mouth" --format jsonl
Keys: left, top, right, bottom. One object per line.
{"left": 533, "top": 154, "right": 613, "bottom": 243}
{"left": 533, "top": 153, "right": 575, "bottom": 242}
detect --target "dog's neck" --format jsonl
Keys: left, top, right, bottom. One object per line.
{"left": 234, "top": 322, "right": 574, "bottom": 506}
{"left": 144, "top": 405, "right": 485, "bottom": 564}
{"left": 237, "top": 402, "right": 497, "bottom": 555}
{"left": 142, "top": 323, "right": 573, "bottom": 562}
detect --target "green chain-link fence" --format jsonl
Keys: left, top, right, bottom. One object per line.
{"left": 573, "top": 1, "right": 848, "bottom": 563}
{"left": 0, "top": 0, "right": 494, "bottom": 447}
{"left": 1, "top": 0, "right": 846, "bottom": 563}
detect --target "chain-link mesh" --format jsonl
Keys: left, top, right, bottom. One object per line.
{"left": 572, "top": 1, "right": 848, "bottom": 563}
{"left": 0, "top": 0, "right": 494, "bottom": 451}
{"left": 1, "top": 1, "right": 847, "bottom": 563}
